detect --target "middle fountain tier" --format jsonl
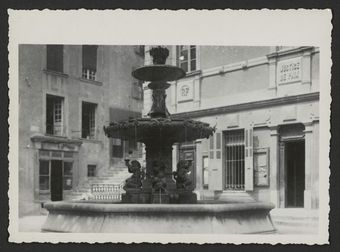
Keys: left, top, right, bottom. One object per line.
{"left": 104, "top": 47, "right": 215, "bottom": 204}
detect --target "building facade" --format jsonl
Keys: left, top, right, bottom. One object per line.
{"left": 143, "top": 46, "right": 320, "bottom": 209}
{"left": 19, "top": 45, "right": 144, "bottom": 216}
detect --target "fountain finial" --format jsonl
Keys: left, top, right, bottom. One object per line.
{"left": 150, "top": 46, "right": 169, "bottom": 65}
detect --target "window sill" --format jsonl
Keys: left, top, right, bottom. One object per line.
{"left": 44, "top": 134, "right": 67, "bottom": 139}
{"left": 43, "top": 69, "right": 69, "bottom": 78}
{"left": 222, "top": 190, "right": 246, "bottom": 193}
{"left": 31, "top": 134, "right": 83, "bottom": 145}
{"left": 181, "top": 70, "right": 202, "bottom": 79}
{"left": 79, "top": 77, "right": 103, "bottom": 86}
{"left": 81, "top": 138, "right": 102, "bottom": 144}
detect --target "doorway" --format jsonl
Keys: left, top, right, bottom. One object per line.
{"left": 50, "top": 160, "right": 63, "bottom": 201}
{"left": 178, "top": 142, "right": 196, "bottom": 187}
{"left": 285, "top": 140, "right": 305, "bottom": 207}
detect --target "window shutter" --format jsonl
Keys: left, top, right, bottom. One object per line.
{"left": 208, "top": 131, "right": 223, "bottom": 191}
{"left": 244, "top": 127, "right": 254, "bottom": 191}
{"left": 47, "top": 45, "right": 63, "bottom": 72}
{"left": 82, "top": 45, "right": 97, "bottom": 71}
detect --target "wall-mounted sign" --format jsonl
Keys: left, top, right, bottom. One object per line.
{"left": 277, "top": 57, "right": 301, "bottom": 84}
{"left": 177, "top": 80, "right": 193, "bottom": 102}
{"left": 254, "top": 148, "right": 269, "bottom": 186}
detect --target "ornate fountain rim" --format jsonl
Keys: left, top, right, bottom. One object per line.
{"left": 103, "top": 117, "right": 216, "bottom": 142}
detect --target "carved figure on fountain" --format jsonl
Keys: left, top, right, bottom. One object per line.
{"left": 173, "top": 160, "right": 194, "bottom": 191}
{"left": 123, "top": 159, "right": 143, "bottom": 190}
{"left": 150, "top": 46, "right": 169, "bottom": 65}
{"left": 150, "top": 160, "right": 167, "bottom": 192}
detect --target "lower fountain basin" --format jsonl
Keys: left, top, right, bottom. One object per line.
{"left": 42, "top": 201, "right": 276, "bottom": 234}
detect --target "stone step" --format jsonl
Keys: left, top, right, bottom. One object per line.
{"left": 196, "top": 190, "right": 215, "bottom": 200}
{"left": 87, "top": 176, "right": 128, "bottom": 183}
{"left": 106, "top": 170, "right": 128, "bottom": 175}
{"left": 270, "top": 208, "right": 319, "bottom": 233}
{"left": 271, "top": 215, "right": 319, "bottom": 222}
{"left": 74, "top": 167, "right": 131, "bottom": 196}
{"left": 215, "top": 191, "right": 256, "bottom": 203}
{"left": 273, "top": 220, "right": 318, "bottom": 228}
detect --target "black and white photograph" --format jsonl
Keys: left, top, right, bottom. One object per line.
{"left": 7, "top": 10, "right": 331, "bottom": 244}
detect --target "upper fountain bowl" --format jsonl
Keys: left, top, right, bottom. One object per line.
{"left": 132, "top": 46, "right": 186, "bottom": 82}
{"left": 132, "top": 65, "right": 186, "bottom": 82}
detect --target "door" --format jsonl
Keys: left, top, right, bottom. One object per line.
{"left": 182, "top": 150, "right": 196, "bottom": 186}
{"left": 285, "top": 140, "right": 305, "bottom": 207}
{"left": 51, "top": 160, "right": 63, "bottom": 201}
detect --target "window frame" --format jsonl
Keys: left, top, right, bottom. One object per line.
{"left": 38, "top": 151, "right": 75, "bottom": 193}
{"left": 177, "top": 45, "right": 198, "bottom": 73}
{"left": 81, "top": 101, "right": 97, "bottom": 140}
{"left": 224, "top": 129, "right": 246, "bottom": 191}
{"left": 82, "top": 45, "right": 98, "bottom": 81}
{"left": 87, "top": 164, "right": 97, "bottom": 177}
{"left": 111, "top": 138, "right": 124, "bottom": 158}
{"left": 131, "top": 81, "right": 144, "bottom": 101}
{"left": 46, "top": 94, "right": 64, "bottom": 136}
{"left": 39, "top": 160, "right": 50, "bottom": 192}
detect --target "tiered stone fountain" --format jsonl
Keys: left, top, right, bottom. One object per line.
{"left": 104, "top": 47, "right": 214, "bottom": 204}
{"left": 42, "top": 47, "right": 276, "bottom": 234}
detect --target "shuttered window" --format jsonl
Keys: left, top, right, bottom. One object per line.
{"left": 82, "top": 45, "right": 97, "bottom": 80}
{"left": 208, "top": 131, "right": 223, "bottom": 190}
{"left": 46, "top": 45, "right": 63, "bottom": 72}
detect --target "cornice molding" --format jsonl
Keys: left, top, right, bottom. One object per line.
{"left": 267, "top": 46, "right": 315, "bottom": 59}
{"left": 43, "top": 69, "right": 69, "bottom": 78}
{"left": 31, "top": 134, "right": 83, "bottom": 145}
{"left": 172, "top": 92, "right": 319, "bottom": 119}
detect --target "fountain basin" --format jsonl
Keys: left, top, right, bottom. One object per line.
{"left": 42, "top": 201, "right": 276, "bottom": 234}
{"left": 104, "top": 117, "right": 215, "bottom": 143}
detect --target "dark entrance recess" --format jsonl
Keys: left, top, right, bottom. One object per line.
{"left": 285, "top": 140, "right": 305, "bottom": 207}
{"left": 179, "top": 143, "right": 196, "bottom": 187}
{"left": 50, "top": 160, "right": 63, "bottom": 201}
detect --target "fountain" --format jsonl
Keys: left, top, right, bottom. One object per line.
{"left": 42, "top": 47, "right": 276, "bottom": 234}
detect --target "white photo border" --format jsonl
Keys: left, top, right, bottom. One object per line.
{"left": 8, "top": 9, "right": 332, "bottom": 244}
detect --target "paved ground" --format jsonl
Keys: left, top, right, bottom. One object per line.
{"left": 19, "top": 215, "right": 47, "bottom": 232}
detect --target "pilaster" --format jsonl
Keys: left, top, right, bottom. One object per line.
{"left": 195, "top": 139, "right": 203, "bottom": 190}
{"left": 170, "top": 82, "right": 177, "bottom": 113}
{"left": 269, "top": 126, "right": 279, "bottom": 207}
{"left": 268, "top": 56, "right": 277, "bottom": 90}
{"left": 303, "top": 122, "right": 314, "bottom": 209}
{"left": 302, "top": 50, "right": 312, "bottom": 87}
{"left": 172, "top": 143, "right": 179, "bottom": 172}
{"left": 193, "top": 75, "right": 201, "bottom": 109}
